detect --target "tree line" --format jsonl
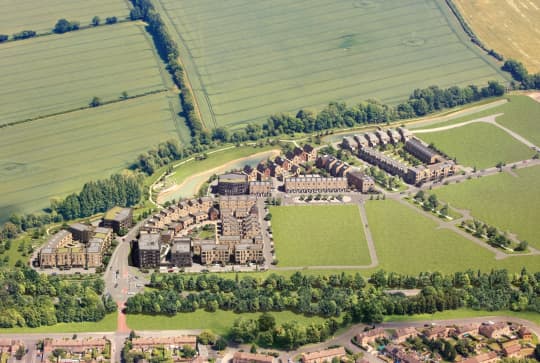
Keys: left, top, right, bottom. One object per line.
{"left": 129, "top": 0, "right": 204, "bottom": 146}
{"left": 125, "top": 268, "right": 540, "bottom": 326}
{"left": 0, "top": 267, "right": 116, "bottom": 328}
{"left": 502, "top": 59, "right": 540, "bottom": 90}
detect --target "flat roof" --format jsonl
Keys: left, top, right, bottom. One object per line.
{"left": 104, "top": 206, "right": 131, "bottom": 221}
{"left": 171, "top": 241, "right": 191, "bottom": 253}
{"left": 139, "top": 233, "right": 160, "bottom": 250}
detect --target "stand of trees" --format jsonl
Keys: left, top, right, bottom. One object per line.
{"left": 502, "top": 60, "right": 540, "bottom": 90}
{"left": 0, "top": 267, "right": 116, "bottom": 328}
{"left": 125, "top": 268, "right": 540, "bottom": 326}
{"left": 53, "top": 19, "right": 80, "bottom": 34}
{"left": 52, "top": 173, "right": 143, "bottom": 220}
{"left": 12, "top": 30, "right": 36, "bottom": 40}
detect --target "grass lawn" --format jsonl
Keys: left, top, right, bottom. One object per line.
{"left": 435, "top": 165, "right": 540, "bottom": 249}
{"left": 168, "top": 145, "right": 277, "bottom": 184}
{"left": 419, "top": 122, "right": 533, "bottom": 169}
{"left": 385, "top": 308, "right": 540, "bottom": 326}
{"left": 127, "top": 310, "right": 329, "bottom": 336}
{"left": 495, "top": 96, "right": 540, "bottom": 147}
{"left": 270, "top": 205, "right": 371, "bottom": 267}
{"left": 0, "top": 312, "right": 117, "bottom": 334}
{"left": 365, "top": 199, "right": 540, "bottom": 274}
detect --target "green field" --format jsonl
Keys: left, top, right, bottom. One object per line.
{"left": 155, "top": 0, "right": 507, "bottom": 128}
{"left": 419, "top": 123, "right": 533, "bottom": 169}
{"left": 385, "top": 308, "right": 540, "bottom": 326}
{"left": 0, "top": 92, "right": 186, "bottom": 222}
{"left": 0, "top": 312, "right": 117, "bottom": 334}
{"left": 127, "top": 310, "right": 328, "bottom": 336}
{"left": 0, "top": 0, "right": 129, "bottom": 35}
{"left": 0, "top": 22, "right": 171, "bottom": 125}
{"left": 270, "top": 205, "right": 371, "bottom": 267}
{"left": 365, "top": 199, "right": 540, "bottom": 274}
{"left": 435, "top": 165, "right": 540, "bottom": 249}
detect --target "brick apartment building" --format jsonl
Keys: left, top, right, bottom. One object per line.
{"left": 103, "top": 206, "right": 132, "bottom": 234}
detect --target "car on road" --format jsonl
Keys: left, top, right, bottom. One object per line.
{"left": 114, "top": 283, "right": 118, "bottom": 288}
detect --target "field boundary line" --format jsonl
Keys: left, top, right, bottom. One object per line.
{"left": 0, "top": 89, "right": 167, "bottom": 129}
{"left": 150, "top": 0, "right": 218, "bottom": 128}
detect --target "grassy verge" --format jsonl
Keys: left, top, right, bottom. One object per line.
{"left": 127, "top": 310, "right": 330, "bottom": 336}
{"left": 0, "top": 312, "right": 117, "bottom": 334}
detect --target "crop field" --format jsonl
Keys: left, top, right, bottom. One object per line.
{"left": 0, "top": 93, "right": 184, "bottom": 222}
{"left": 155, "top": 0, "right": 507, "bottom": 129}
{"left": 435, "top": 165, "right": 540, "bottom": 249}
{"left": 270, "top": 205, "right": 371, "bottom": 267}
{"left": 0, "top": 0, "right": 129, "bottom": 35}
{"left": 418, "top": 122, "right": 533, "bottom": 169}
{"left": 365, "top": 200, "right": 540, "bottom": 274}
{"left": 0, "top": 22, "right": 170, "bottom": 125}
{"left": 454, "top": 0, "right": 540, "bottom": 73}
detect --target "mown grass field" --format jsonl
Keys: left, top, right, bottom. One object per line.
{"left": 454, "top": 0, "right": 540, "bottom": 73}
{"left": 270, "top": 205, "right": 371, "bottom": 267}
{"left": 0, "top": 0, "right": 129, "bottom": 35}
{"left": 156, "top": 0, "right": 507, "bottom": 128}
{"left": 127, "top": 310, "right": 329, "bottom": 336}
{"left": 365, "top": 199, "right": 540, "bottom": 274}
{"left": 413, "top": 96, "right": 540, "bottom": 147}
{"left": 419, "top": 122, "right": 533, "bottom": 169}
{"left": 0, "top": 93, "right": 184, "bottom": 222}
{"left": 0, "top": 22, "right": 170, "bottom": 125}
{"left": 435, "top": 165, "right": 540, "bottom": 249}
{"left": 0, "top": 312, "right": 117, "bottom": 333}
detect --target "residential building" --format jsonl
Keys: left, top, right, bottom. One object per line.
{"left": 358, "top": 146, "right": 409, "bottom": 176}
{"left": 39, "top": 230, "right": 73, "bottom": 268}
{"left": 346, "top": 171, "right": 375, "bottom": 193}
{"left": 284, "top": 175, "right": 347, "bottom": 193}
{"left": 479, "top": 322, "right": 511, "bottom": 339}
{"left": 131, "top": 336, "right": 197, "bottom": 351}
{"left": 364, "top": 132, "right": 380, "bottom": 147}
{"left": 303, "top": 144, "right": 317, "bottom": 162}
{"left": 384, "top": 344, "right": 421, "bottom": 363}
{"left": 451, "top": 323, "right": 479, "bottom": 338}
{"left": 219, "top": 196, "right": 257, "bottom": 217}
{"left": 179, "top": 216, "right": 194, "bottom": 229}
{"left": 43, "top": 337, "right": 108, "bottom": 355}
{"left": 518, "top": 326, "right": 532, "bottom": 341}
{"left": 68, "top": 223, "right": 93, "bottom": 243}
{"left": 301, "top": 347, "right": 346, "bottom": 363}
{"left": 422, "top": 326, "right": 449, "bottom": 340}
{"left": 0, "top": 339, "right": 22, "bottom": 354}
{"left": 342, "top": 136, "right": 358, "bottom": 152}
{"left": 103, "top": 206, "right": 133, "bottom": 234}
{"left": 393, "top": 327, "right": 418, "bottom": 343}
{"left": 406, "top": 161, "right": 456, "bottom": 184}
{"left": 404, "top": 138, "right": 442, "bottom": 164}
{"left": 274, "top": 156, "right": 291, "bottom": 171}
{"left": 256, "top": 163, "right": 271, "bottom": 181}
{"left": 235, "top": 243, "right": 264, "bottom": 264}
{"left": 375, "top": 129, "right": 390, "bottom": 144}
{"left": 354, "top": 134, "right": 369, "bottom": 148}
{"left": 502, "top": 341, "right": 523, "bottom": 358}
{"left": 233, "top": 352, "right": 275, "bottom": 363}
{"left": 200, "top": 244, "right": 229, "bottom": 265}
{"left": 268, "top": 161, "right": 283, "bottom": 178}
{"left": 242, "top": 165, "right": 258, "bottom": 181}
{"left": 171, "top": 239, "right": 192, "bottom": 267}
{"left": 217, "top": 173, "right": 249, "bottom": 195}
{"left": 355, "top": 328, "right": 388, "bottom": 347}
{"left": 137, "top": 233, "right": 160, "bottom": 268}
{"left": 249, "top": 181, "right": 272, "bottom": 197}
{"left": 397, "top": 127, "right": 413, "bottom": 141}
{"left": 387, "top": 129, "right": 402, "bottom": 144}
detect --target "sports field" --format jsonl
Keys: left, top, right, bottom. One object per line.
{"left": 365, "top": 199, "right": 540, "bottom": 274}
{"left": 0, "top": 93, "right": 185, "bottom": 222}
{"left": 419, "top": 123, "right": 533, "bottom": 169}
{"left": 0, "top": 22, "right": 170, "bottom": 125}
{"left": 270, "top": 205, "right": 371, "bottom": 267}
{"left": 454, "top": 0, "right": 540, "bottom": 73}
{"left": 156, "top": 0, "right": 507, "bottom": 128}
{"left": 435, "top": 165, "right": 540, "bottom": 249}
{"left": 0, "top": 0, "right": 129, "bottom": 35}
